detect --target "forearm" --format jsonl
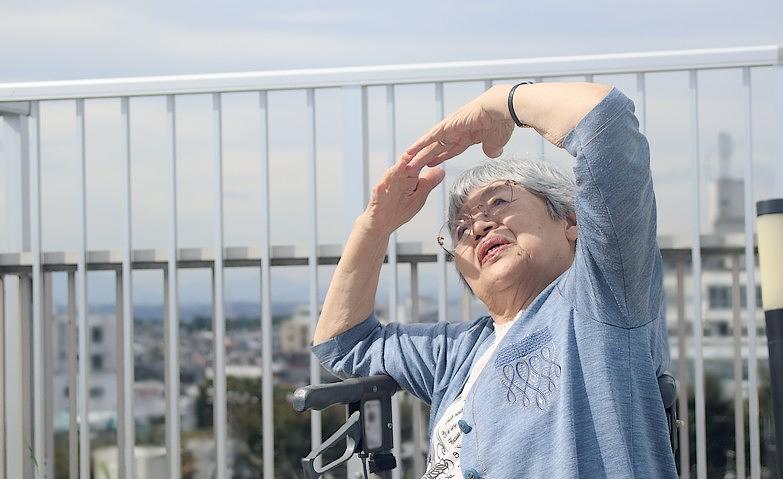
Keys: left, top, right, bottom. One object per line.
{"left": 313, "top": 213, "right": 389, "bottom": 345}
{"left": 501, "top": 82, "right": 612, "bottom": 147}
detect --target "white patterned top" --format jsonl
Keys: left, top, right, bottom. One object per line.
{"left": 421, "top": 313, "right": 522, "bottom": 479}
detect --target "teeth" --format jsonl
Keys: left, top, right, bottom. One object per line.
{"left": 482, "top": 242, "right": 506, "bottom": 261}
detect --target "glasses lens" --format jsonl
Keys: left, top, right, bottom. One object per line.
{"left": 437, "top": 181, "right": 516, "bottom": 254}
{"left": 480, "top": 182, "right": 515, "bottom": 217}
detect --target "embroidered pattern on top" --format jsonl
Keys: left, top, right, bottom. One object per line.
{"left": 494, "top": 328, "right": 562, "bottom": 411}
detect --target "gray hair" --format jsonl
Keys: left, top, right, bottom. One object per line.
{"left": 447, "top": 157, "right": 576, "bottom": 292}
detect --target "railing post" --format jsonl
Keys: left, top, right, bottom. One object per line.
{"left": 118, "top": 96, "right": 136, "bottom": 479}
{"left": 688, "top": 69, "right": 708, "bottom": 479}
{"left": 0, "top": 112, "right": 31, "bottom": 253}
{"left": 385, "top": 84, "right": 403, "bottom": 479}
{"left": 731, "top": 254, "right": 746, "bottom": 479}
{"left": 75, "top": 98, "right": 91, "bottom": 479}
{"left": 305, "top": 88, "right": 323, "bottom": 470}
{"left": 409, "top": 262, "right": 426, "bottom": 477}
{"left": 27, "top": 100, "right": 46, "bottom": 479}
{"left": 342, "top": 84, "right": 369, "bottom": 479}
{"left": 434, "top": 83, "right": 448, "bottom": 326}
{"left": 342, "top": 85, "right": 369, "bottom": 238}
{"left": 43, "top": 272, "right": 54, "bottom": 479}
{"left": 0, "top": 276, "right": 5, "bottom": 479}
{"left": 19, "top": 275, "right": 34, "bottom": 479}
{"left": 164, "top": 94, "right": 180, "bottom": 479}
{"left": 66, "top": 271, "right": 78, "bottom": 479}
{"left": 676, "top": 254, "right": 691, "bottom": 479}
{"left": 257, "top": 90, "right": 275, "bottom": 479}
{"left": 211, "top": 92, "right": 227, "bottom": 479}
{"left": 742, "top": 66, "right": 761, "bottom": 479}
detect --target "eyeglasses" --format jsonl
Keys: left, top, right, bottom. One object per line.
{"left": 436, "top": 180, "right": 519, "bottom": 256}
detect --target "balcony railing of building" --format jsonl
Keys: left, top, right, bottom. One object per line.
{"left": 1, "top": 45, "right": 782, "bottom": 479}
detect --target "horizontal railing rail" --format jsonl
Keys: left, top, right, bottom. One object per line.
{"left": 0, "top": 46, "right": 780, "bottom": 101}
{"left": 0, "top": 239, "right": 761, "bottom": 273}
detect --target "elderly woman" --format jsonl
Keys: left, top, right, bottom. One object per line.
{"left": 312, "top": 82, "right": 675, "bottom": 478}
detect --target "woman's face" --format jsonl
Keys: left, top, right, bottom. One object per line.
{"left": 452, "top": 182, "right": 578, "bottom": 303}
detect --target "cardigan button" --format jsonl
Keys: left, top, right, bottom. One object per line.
{"left": 457, "top": 419, "right": 472, "bottom": 434}
{"left": 463, "top": 468, "right": 481, "bottom": 479}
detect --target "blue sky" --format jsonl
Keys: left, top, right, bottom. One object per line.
{"left": 2, "top": 1, "right": 782, "bottom": 306}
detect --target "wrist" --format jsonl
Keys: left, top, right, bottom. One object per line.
{"left": 486, "top": 85, "right": 514, "bottom": 121}
{"left": 355, "top": 211, "right": 393, "bottom": 238}
{"left": 507, "top": 82, "right": 535, "bottom": 128}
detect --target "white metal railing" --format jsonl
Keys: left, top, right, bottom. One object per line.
{"left": 1, "top": 45, "right": 782, "bottom": 479}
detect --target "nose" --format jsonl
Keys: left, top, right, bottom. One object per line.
{"left": 472, "top": 216, "right": 497, "bottom": 242}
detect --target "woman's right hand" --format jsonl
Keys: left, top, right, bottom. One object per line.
{"left": 361, "top": 154, "right": 445, "bottom": 236}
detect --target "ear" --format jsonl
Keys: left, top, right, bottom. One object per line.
{"left": 564, "top": 213, "right": 578, "bottom": 243}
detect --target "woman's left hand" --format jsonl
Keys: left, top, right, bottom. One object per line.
{"left": 361, "top": 154, "right": 446, "bottom": 236}
{"left": 404, "top": 85, "right": 514, "bottom": 173}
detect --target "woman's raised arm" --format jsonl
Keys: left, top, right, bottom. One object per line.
{"left": 405, "top": 82, "right": 611, "bottom": 172}
{"left": 312, "top": 155, "right": 444, "bottom": 345}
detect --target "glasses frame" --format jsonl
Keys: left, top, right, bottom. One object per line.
{"left": 436, "top": 179, "right": 520, "bottom": 256}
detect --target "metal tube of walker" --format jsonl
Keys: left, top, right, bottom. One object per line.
{"left": 756, "top": 198, "right": 783, "bottom": 476}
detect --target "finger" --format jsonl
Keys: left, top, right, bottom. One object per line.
{"left": 413, "top": 166, "right": 446, "bottom": 200}
{"left": 401, "top": 176, "right": 419, "bottom": 194}
{"left": 482, "top": 143, "right": 504, "bottom": 158}
{"left": 408, "top": 140, "right": 448, "bottom": 173}
{"left": 397, "top": 152, "right": 414, "bottom": 167}
{"left": 426, "top": 142, "right": 471, "bottom": 167}
{"left": 405, "top": 122, "right": 445, "bottom": 159}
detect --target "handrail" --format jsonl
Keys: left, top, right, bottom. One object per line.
{"left": 0, "top": 45, "right": 779, "bottom": 101}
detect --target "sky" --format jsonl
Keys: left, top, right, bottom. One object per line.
{"left": 1, "top": 0, "right": 782, "bottom": 306}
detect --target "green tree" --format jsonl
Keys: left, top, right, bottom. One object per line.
{"left": 194, "top": 377, "right": 347, "bottom": 477}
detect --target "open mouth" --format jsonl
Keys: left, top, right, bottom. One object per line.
{"left": 478, "top": 236, "right": 512, "bottom": 265}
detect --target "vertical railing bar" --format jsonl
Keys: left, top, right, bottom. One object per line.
{"left": 115, "top": 270, "right": 126, "bottom": 478}
{"left": 163, "top": 268, "right": 175, "bottom": 477}
{"left": 409, "top": 262, "right": 425, "bottom": 477}
{"left": 534, "top": 77, "right": 546, "bottom": 159}
{"left": 676, "top": 256, "right": 690, "bottom": 479}
{"left": 635, "top": 73, "right": 647, "bottom": 135}
{"left": 341, "top": 85, "right": 370, "bottom": 238}
{"left": 75, "top": 98, "right": 91, "bottom": 479}
{"left": 211, "top": 92, "right": 227, "bottom": 479}
{"left": 585, "top": 74, "right": 594, "bottom": 83}
{"left": 27, "top": 99, "right": 46, "bottom": 478}
{"left": 305, "top": 88, "right": 323, "bottom": 469}
{"left": 484, "top": 79, "right": 493, "bottom": 91}
{"left": 434, "top": 82, "right": 448, "bottom": 325}
{"left": 66, "top": 271, "right": 77, "bottom": 479}
{"left": 258, "top": 90, "right": 274, "bottom": 479}
{"left": 731, "top": 254, "right": 746, "bottom": 479}
{"left": 119, "top": 95, "right": 136, "bottom": 479}
{"left": 0, "top": 276, "right": 5, "bottom": 479}
{"left": 385, "top": 84, "right": 402, "bottom": 479}
{"left": 688, "top": 69, "right": 707, "bottom": 479}
{"left": 19, "top": 277, "right": 33, "bottom": 479}
{"left": 164, "top": 94, "right": 181, "bottom": 479}
{"left": 43, "top": 272, "right": 54, "bottom": 479}
{"left": 741, "top": 65, "right": 760, "bottom": 479}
